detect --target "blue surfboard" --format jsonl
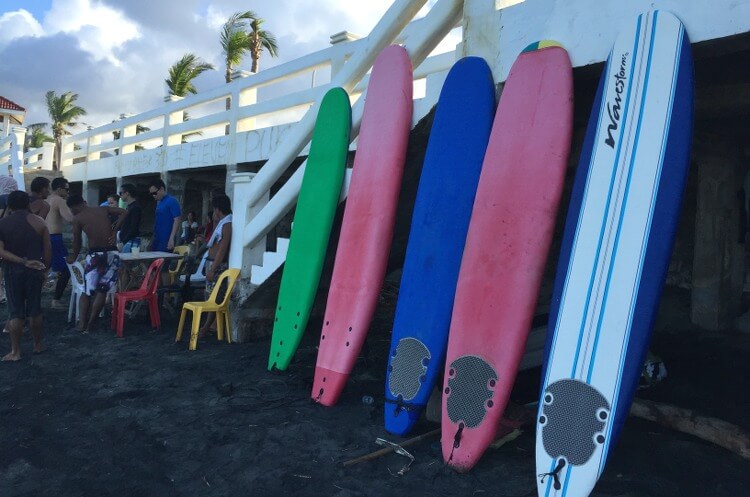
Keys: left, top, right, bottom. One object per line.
{"left": 535, "top": 10, "right": 694, "bottom": 497}
{"left": 384, "top": 57, "right": 496, "bottom": 436}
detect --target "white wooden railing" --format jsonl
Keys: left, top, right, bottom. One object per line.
{"left": 229, "top": 0, "right": 464, "bottom": 274}
{"left": 39, "top": 1, "right": 459, "bottom": 184}
{"left": 0, "top": 127, "right": 28, "bottom": 191}
{"left": 4, "top": 0, "right": 749, "bottom": 283}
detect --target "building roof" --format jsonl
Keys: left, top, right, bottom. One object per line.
{"left": 0, "top": 96, "right": 25, "bottom": 113}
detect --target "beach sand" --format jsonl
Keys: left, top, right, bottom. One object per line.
{"left": 0, "top": 285, "right": 748, "bottom": 496}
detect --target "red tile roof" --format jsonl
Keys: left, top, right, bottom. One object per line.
{"left": 0, "top": 96, "right": 25, "bottom": 112}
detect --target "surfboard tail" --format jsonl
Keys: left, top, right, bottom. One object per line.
{"left": 311, "top": 367, "right": 349, "bottom": 406}
{"left": 383, "top": 399, "right": 425, "bottom": 436}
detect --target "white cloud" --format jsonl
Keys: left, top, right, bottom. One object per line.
{"left": 42, "top": 0, "right": 141, "bottom": 65}
{"left": 0, "top": 9, "right": 44, "bottom": 49}
{"left": 0, "top": 0, "right": 458, "bottom": 129}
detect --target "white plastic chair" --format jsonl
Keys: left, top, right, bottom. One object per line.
{"left": 67, "top": 262, "right": 86, "bottom": 324}
{"left": 179, "top": 251, "right": 208, "bottom": 284}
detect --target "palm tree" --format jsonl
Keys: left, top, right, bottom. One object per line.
{"left": 220, "top": 11, "right": 257, "bottom": 84}
{"left": 164, "top": 53, "right": 214, "bottom": 144}
{"left": 248, "top": 16, "right": 279, "bottom": 73}
{"left": 46, "top": 90, "right": 87, "bottom": 170}
{"left": 165, "top": 53, "right": 215, "bottom": 97}
{"left": 24, "top": 123, "right": 54, "bottom": 151}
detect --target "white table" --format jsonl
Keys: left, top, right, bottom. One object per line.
{"left": 118, "top": 251, "right": 183, "bottom": 263}
{"left": 118, "top": 251, "right": 185, "bottom": 316}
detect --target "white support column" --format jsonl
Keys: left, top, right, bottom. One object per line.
{"left": 229, "top": 172, "right": 268, "bottom": 277}
{"left": 10, "top": 126, "right": 26, "bottom": 192}
{"left": 329, "top": 31, "right": 361, "bottom": 78}
{"left": 461, "top": 0, "right": 503, "bottom": 81}
{"left": 115, "top": 177, "right": 124, "bottom": 207}
{"left": 40, "top": 142, "right": 55, "bottom": 170}
{"left": 83, "top": 180, "right": 100, "bottom": 207}
{"left": 228, "top": 171, "right": 269, "bottom": 342}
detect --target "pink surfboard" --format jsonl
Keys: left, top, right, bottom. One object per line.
{"left": 311, "top": 46, "right": 413, "bottom": 406}
{"left": 441, "top": 41, "right": 573, "bottom": 471}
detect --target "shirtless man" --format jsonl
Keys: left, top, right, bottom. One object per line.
{"left": 66, "top": 195, "right": 126, "bottom": 333}
{"left": 29, "top": 176, "right": 51, "bottom": 219}
{"left": 46, "top": 177, "right": 75, "bottom": 308}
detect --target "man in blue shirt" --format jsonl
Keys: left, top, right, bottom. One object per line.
{"left": 148, "top": 179, "right": 181, "bottom": 252}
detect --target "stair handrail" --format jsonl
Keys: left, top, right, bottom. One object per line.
{"left": 239, "top": 0, "right": 464, "bottom": 251}
{"left": 238, "top": 0, "right": 430, "bottom": 211}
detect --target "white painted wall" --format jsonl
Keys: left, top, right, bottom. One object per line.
{"left": 464, "top": 0, "right": 750, "bottom": 82}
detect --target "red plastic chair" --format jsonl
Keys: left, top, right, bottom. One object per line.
{"left": 111, "top": 258, "right": 165, "bottom": 337}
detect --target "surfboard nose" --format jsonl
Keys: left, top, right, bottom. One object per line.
{"left": 311, "top": 366, "right": 348, "bottom": 406}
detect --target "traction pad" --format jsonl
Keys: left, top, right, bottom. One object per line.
{"left": 388, "top": 338, "right": 431, "bottom": 401}
{"left": 445, "top": 356, "right": 498, "bottom": 428}
{"left": 539, "top": 379, "right": 611, "bottom": 466}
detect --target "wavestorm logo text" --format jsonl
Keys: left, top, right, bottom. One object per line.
{"left": 604, "top": 52, "right": 630, "bottom": 149}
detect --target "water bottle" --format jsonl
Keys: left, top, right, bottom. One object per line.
{"left": 362, "top": 395, "right": 374, "bottom": 405}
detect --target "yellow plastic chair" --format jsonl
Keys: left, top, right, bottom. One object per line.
{"left": 168, "top": 245, "right": 190, "bottom": 285}
{"left": 176, "top": 268, "right": 241, "bottom": 350}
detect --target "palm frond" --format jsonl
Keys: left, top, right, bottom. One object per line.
{"left": 166, "top": 53, "right": 215, "bottom": 96}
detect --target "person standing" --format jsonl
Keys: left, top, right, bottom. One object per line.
{"left": 148, "top": 179, "right": 181, "bottom": 252}
{"left": 29, "top": 176, "right": 51, "bottom": 219}
{"left": 46, "top": 177, "right": 75, "bottom": 309}
{"left": 0, "top": 176, "right": 19, "bottom": 306}
{"left": 0, "top": 191, "right": 51, "bottom": 361}
{"left": 66, "top": 195, "right": 126, "bottom": 333}
{"left": 199, "top": 195, "right": 232, "bottom": 337}
{"left": 118, "top": 184, "right": 142, "bottom": 253}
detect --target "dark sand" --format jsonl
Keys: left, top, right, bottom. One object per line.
{"left": 1, "top": 286, "right": 748, "bottom": 497}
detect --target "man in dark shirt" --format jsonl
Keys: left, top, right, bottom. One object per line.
{"left": 118, "top": 183, "right": 142, "bottom": 252}
{"left": 0, "top": 191, "right": 51, "bottom": 361}
{"left": 29, "top": 176, "right": 51, "bottom": 219}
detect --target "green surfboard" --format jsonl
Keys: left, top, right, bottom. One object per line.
{"left": 268, "top": 87, "right": 352, "bottom": 371}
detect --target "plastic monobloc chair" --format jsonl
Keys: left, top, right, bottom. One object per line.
{"left": 167, "top": 245, "right": 190, "bottom": 285}
{"left": 176, "top": 268, "right": 240, "bottom": 350}
{"left": 66, "top": 261, "right": 86, "bottom": 324}
{"left": 111, "top": 258, "right": 165, "bottom": 337}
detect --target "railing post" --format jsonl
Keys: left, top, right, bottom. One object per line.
{"left": 86, "top": 126, "right": 101, "bottom": 161}
{"left": 10, "top": 126, "right": 27, "bottom": 191}
{"left": 329, "top": 31, "right": 361, "bottom": 78}
{"left": 120, "top": 113, "right": 136, "bottom": 155}
{"left": 62, "top": 140, "right": 75, "bottom": 168}
{"left": 163, "top": 95, "right": 185, "bottom": 147}
{"left": 41, "top": 142, "right": 55, "bottom": 170}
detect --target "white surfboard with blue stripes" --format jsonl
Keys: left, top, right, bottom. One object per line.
{"left": 536, "top": 10, "right": 693, "bottom": 497}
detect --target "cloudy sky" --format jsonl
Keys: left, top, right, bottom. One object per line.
{"left": 0, "top": 0, "right": 443, "bottom": 129}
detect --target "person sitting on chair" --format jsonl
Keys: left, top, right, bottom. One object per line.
{"left": 199, "top": 194, "right": 232, "bottom": 338}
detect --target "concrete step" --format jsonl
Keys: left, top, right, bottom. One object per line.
{"left": 250, "top": 237, "right": 290, "bottom": 286}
